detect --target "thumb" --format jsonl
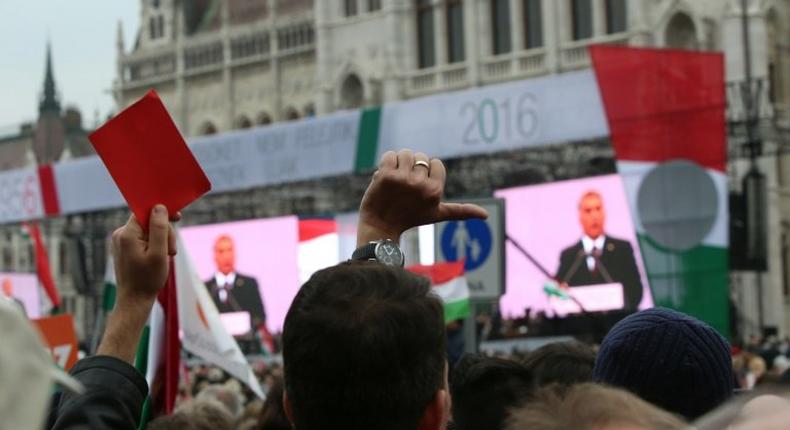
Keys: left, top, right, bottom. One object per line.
{"left": 147, "top": 205, "right": 170, "bottom": 259}
{"left": 435, "top": 203, "right": 489, "bottom": 222}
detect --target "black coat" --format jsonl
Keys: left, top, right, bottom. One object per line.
{"left": 555, "top": 236, "right": 643, "bottom": 311}
{"left": 50, "top": 356, "right": 147, "bottom": 430}
{"left": 205, "top": 273, "right": 266, "bottom": 327}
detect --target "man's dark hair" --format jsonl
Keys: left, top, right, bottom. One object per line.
{"left": 522, "top": 341, "right": 595, "bottom": 387}
{"left": 282, "top": 261, "right": 447, "bottom": 430}
{"left": 450, "top": 354, "right": 535, "bottom": 430}
{"left": 257, "top": 376, "right": 291, "bottom": 430}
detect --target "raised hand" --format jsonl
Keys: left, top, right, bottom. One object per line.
{"left": 99, "top": 205, "right": 177, "bottom": 364}
{"left": 357, "top": 150, "right": 488, "bottom": 246}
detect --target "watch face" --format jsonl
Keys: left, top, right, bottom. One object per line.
{"left": 375, "top": 240, "right": 404, "bottom": 267}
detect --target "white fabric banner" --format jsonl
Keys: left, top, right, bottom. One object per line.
{"left": 54, "top": 157, "right": 124, "bottom": 214}
{"left": 175, "top": 234, "right": 265, "bottom": 399}
{"left": 0, "top": 71, "right": 608, "bottom": 225}
{"left": 377, "top": 70, "right": 608, "bottom": 160}
{"left": 0, "top": 167, "right": 44, "bottom": 223}
{"left": 189, "top": 110, "right": 360, "bottom": 193}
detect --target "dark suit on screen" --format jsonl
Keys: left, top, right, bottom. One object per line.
{"left": 205, "top": 273, "right": 266, "bottom": 328}
{"left": 555, "top": 236, "right": 643, "bottom": 311}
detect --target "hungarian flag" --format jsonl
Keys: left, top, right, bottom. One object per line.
{"left": 407, "top": 261, "right": 471, "bottom": 323}
{"left": 590, "top": 46, "right": 729, "bottom": 334}
{"left": 298, "top": 219, "right": 340, "bottom": 285}
{"left": 134, "top": 258, "right": 180, "bottom": 426}
{"left": 24, "top": 221, "right": 61, "bottom": 310}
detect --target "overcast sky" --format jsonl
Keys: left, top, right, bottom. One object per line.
{"left": 0, "top": 1, "right": 140, "bottom": 133}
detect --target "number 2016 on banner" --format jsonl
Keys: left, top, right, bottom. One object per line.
{"left": 460, "top": 93, "right": 539, "bottom": 145}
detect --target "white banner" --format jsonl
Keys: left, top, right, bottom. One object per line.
{"left": 377, "top": 70, "right": 608, "bottom": 160}
{"left": 54, "top": 157, "right": 124, "bottom": 214}
{"left": 189, "top": 110, "right": 360, "bottom": 193}
{"left": 0, "top": 71, "right": 609, "bottom": 225}
{"left": 0, "top": 168, "right": 44, "bottom": 223}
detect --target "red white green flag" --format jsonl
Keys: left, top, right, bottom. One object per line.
{"left": 590, "top": 46, "right": 729, "bottom": 335}
{"left": 407, "top": 261, "right": 471, "bottom": 323}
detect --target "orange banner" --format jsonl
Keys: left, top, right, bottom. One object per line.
{"left": 32, "top": 313, "right": 79, "bottom": 371}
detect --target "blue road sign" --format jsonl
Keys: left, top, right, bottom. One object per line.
{"left": 440, "top": 219, "right": 492, "bottom": 272}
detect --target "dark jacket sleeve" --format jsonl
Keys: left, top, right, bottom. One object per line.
{"left": 50, "top": 355, "right": 148, "bottom": 430}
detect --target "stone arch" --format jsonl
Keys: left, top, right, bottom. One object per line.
{"left": 340, "top": 73, "right": 364, "bottom": 109}
{"left": 284, "top": 107, "right": 300, "bottom": 121}
{"left": 257, "top": 112, "right": 272, "bottom": 125}
{"left": 235, "top": 115, "right": 252, "bottom": 129}
{"left": 199, "top": 121, "right": 217, "bottom": 136}
{"left": 665, "top": 12, "right": 698, "bottom": 50}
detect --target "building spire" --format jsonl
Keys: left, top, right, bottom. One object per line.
{"left": 39, "top": 41, "right": 61, "bottom": 113}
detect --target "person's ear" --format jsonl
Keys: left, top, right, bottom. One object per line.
{"left": 418, "top": 389, "right": 450, "bottom": 430}
{"left": 283, "top": 391, "right": 296, "bottom": 425}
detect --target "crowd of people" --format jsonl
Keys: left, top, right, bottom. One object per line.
{"left": 3, "top": 150, "right": 790, "bottom": 429}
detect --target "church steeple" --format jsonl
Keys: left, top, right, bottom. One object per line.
{"left": 39, "top": 42, "right": 61, "bottom": 114}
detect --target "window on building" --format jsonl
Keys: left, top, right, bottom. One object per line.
{"left": 157, "top": 15, "right": 165, "bottom": 38}
{"left": 368, "top": 0, "right": 382, "bottom": 12}
{"left": 492, "top": 0, "right": 512, "bottom": 55}
{"left": 524, "top": 0, "right": 543, "bottom": 48}
{"left": 665, "top": 12, "right": 697, "bottom": 50}
{"left": 605, "top": 0, "right": 627, "bottom": 34}
{"left": 149, "top": 16, "right": 157, "bottom": 39}
{"left": 2, "top": 245, "right": 11, "bottom": 269}
{"left": 257, "top": 112, "right": 272, "bottom": 125}
{"left": 416, "top": 0, "right": 436, "bottom": 68}
{"left": 285, "top": 107, "right": 301, "bottom": 121}
{"left": 447, "top": 0, "right": 465, "bottom": 62}
{"left": 59, "top": 241, "right": 69, "bottom": 277}
{"left": 345, "top": 0, "right": 358, "bottom": 17}
{"left": 570, "top": 0, "right": 593, "bottom": 40}
{"left": 341, "top": 74, "right": 364, "bottom": 109}
{"left": 200, "top": 122, "right": 217, "bottom": 135}
{"left": 235, "top": 116, "right": 252, "bottom": 129}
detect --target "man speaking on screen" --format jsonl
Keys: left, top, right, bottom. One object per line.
{"left": 555, "top": 191, "right": 643, "bottom": 311}
{"left": 205, "top": 235, "right": 266, "bottom": 332}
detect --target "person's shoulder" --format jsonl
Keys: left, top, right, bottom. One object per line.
{"left": 605, "top": 236, "right": 634, "bottom": 251}
{"left": 560, "top": 241, "right": 582, "bottom": 258}
{"left": 235, "top": 273, "right": 258, "bottom": 285}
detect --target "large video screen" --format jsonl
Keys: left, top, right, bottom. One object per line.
{"left": 0, "top": 272, "right": 40, "bottom": 318}
{"left": 180, "top": 217, "right": 301, "bottom": 334}
{"left": 495, "top": 174, "right": 653, "bottom": 319}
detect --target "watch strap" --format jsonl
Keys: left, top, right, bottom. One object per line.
{"left": 351, "top": 242, "right": 378, "bottom": 261}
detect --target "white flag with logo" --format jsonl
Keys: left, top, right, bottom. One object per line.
{"left": 175, "top": 233, "right": 264, "bottom": 399}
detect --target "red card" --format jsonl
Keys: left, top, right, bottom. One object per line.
{"left": 89, "top": 90, "right": 211, "bottom": 229}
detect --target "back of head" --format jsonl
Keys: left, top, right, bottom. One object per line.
{"left": 593, "top": 307, "right": 735, "bottom": 420}
{"left": 522, "top": 341, "right": 595, "bottom": 387}
{"left": 196, "top": 384, "right": 243, "bottom": 419}
{"left": 257, "top": 376, "right": 291, "bottom": 430}
{"left": 450, "top": 354, "right": 535, "bottom": 430}
{"left": 148, "top": 399, "right": 234, "bottom": 430}
{"left": 507, "top": 383, "right": 687, "bottom": 430}
{"left": 282, "top": 261, "right": 447, "bottom": 430}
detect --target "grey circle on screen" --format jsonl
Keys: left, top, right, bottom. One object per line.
{"left": 636, "top": 160, "right": 718, "bottom": 251}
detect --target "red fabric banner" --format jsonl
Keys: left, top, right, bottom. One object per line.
{"left": 25, "top": 221, "right": 60, "bottom": 308}
{"left": 589, "top": 45, "right": 727, "bottom": 172}
{"left": 37, "top": 165, "right": 60, "bottom": 216}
